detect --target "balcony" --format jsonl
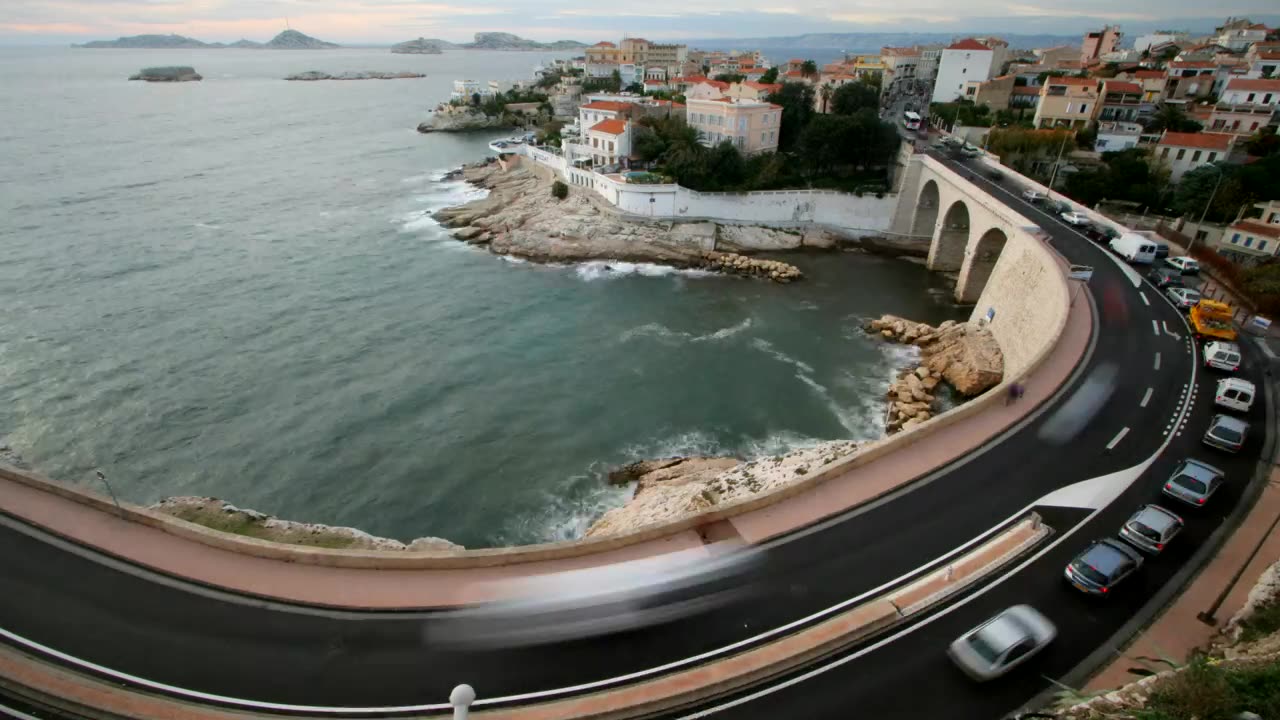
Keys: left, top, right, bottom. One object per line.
{"left": 1214, "top": 102, "right": 1277, "bottom": 115}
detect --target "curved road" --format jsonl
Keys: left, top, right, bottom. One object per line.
{"left": 0, "top": 150, "right": 1269, "bottom": 718}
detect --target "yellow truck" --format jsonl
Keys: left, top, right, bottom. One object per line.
{"left": 1190, "top": 299, "right": 1238, "bottom": 342}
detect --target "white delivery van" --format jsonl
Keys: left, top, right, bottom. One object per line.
{"left": 1203, "top": 341, "right": 1242, "bottom": 372}
{"left": 1214, "top": 377, "right": 1256, "bottom": 413}
{"left": 1108, "top": 233, "right": 1159, "bottom": 264}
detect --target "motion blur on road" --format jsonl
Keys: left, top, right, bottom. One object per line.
{"left": 1038, "top": 363, "right": 1121, "bottom": 445}
{"left": 428, "top": 543, "right": 765, "bottom": 648}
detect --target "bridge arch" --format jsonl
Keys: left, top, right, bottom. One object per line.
{"left": 956, "top": 227, "right": 1009, "bottom": 303}
{"left": 911, "top": 180, "right": 940, "bottom": 238}
{"left": 928, "top": 199, "right": 969, "bottom": 272}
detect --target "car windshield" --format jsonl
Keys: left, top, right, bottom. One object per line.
{"left": 1071, "top": 558, "right": 1109, "bottom": 584}
{"left": 1172, "top": 474, "right": 1207, "bottom": 493}
{"left": 1184, "top": 291, "right": 1201, "bottom": 301}
{"left": 1129, "top": 520, "right": 1162, "bottom": 541}
{"left": 968, "top": 631, "right": 1003, "bottom": 664}
{"left": 1212, "top": 425, "right": 1243, "bottom": 443}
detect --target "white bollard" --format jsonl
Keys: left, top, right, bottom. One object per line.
{"left": 450, "top": 684, "right": 476, "bottom": 720}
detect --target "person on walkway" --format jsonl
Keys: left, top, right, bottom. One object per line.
{"left": 1006, "top": 382, "right": 1025, "bottom": 405}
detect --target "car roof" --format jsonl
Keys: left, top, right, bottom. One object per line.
{"left": 1080, "top": 539, "right": 1136, "bottom": 575}
{"left": 1211, "top": 414, "right": 1249, "bottom": 431}
{"left": 1219, "top": 377, "right": 1256, "bottom": 393}
{"left": 1205, "top": 341, "right": 1240, "bottom": 352}
{"left": 1181, "top": 458, "right": 1225, "bottom": 479}
{"left": 977, "top": 615, "right": 1026, "bottom": 652}
{"left": 1133, "top": 505, "right": 1180, "bottom": 531}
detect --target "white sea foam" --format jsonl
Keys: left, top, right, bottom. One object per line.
{"left": 500, "top": 255, "right": 528, "bottom": 264}
{"left": 398, "top": 212, "right": 439, "bottom": 233}
{"left": 574, "top": 260, "right": 715, "bottom": 282}
{"left": 621, "top": 318, "right": 754, "bottom": 345}
{"left": 749, "top": 338, "right": 816, "bottom": 374}
{"left": 193, "top": 222, "right": 221, "bottom": 231}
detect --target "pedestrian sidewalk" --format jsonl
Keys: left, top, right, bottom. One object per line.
{"left": 1086, "top": 462, "right": 1280, "bottom": 691}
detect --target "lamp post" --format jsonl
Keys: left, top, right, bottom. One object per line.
{"left": 1190, "top": 163, "right": 1225, "bottom": 254}
{"left": 1045, "top": 129, "right": 1072, "bottom": 201}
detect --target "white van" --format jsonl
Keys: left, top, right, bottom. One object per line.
{"left": 1109, "top": 233, "right": 1159, "bottom": 264}
{"left": 1204, "top": 341, "right": 1242, "bottom": 372}
{"left": 1214, "top": 377, "right": 1256, "bottom": 413}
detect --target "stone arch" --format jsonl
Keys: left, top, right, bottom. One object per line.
{"left": 928, "top": 199, "right": 969, "bottom": 272}
{"left": 911, "top": 179, "right": 940, "bottom": 238}
{"left": 956, "top": 227, "right": 1009, "bottom": 303}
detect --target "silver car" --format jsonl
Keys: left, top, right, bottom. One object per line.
{"left": 1163, "top": 458, "right": 1226, "bottom": 507}
{"left": 1119, "top": 505, "right": 1184, "bottom": 554}
{"left": 1166, "top": 287, "right": 1201, "bottom": 310}
{"left": 948, "top": 605, "right": 1056, "bottom": 680}
{"left": 1203, "top": 414, "right": 1249, "bottom": 453}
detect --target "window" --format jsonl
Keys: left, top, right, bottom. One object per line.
{"left": 1192, "top": 150, "right": 1202, "bottom": 161}
{"left": 1208, "top": 152, "right": 1217, "bottom": 162}
{"left": 1245, "top": 237, "right": 1254, "bottom": 247}
{"left": 1260, "top": 240, "right": 1269, "bottom": 251}
{"left": 1233, "top": 120, "right": 1241, "bottom": 129}
{"left": 962, "top": 68, "right": 966, "bottom": 74}
{"left": 1251, "top": 122, "right": 1260, "bottom": 130}
{"left": 1161, "top": 147, "right": 1170, "bottom": 158}
{"left": 1176, "top": 148, "right": 1186, "bottom": 160}
{"left": 1231, "top": 233, "right": 1240, "bottom": 243}
{"left": 761, "top": 132, "right": 767, "bottom": 144}
{"left": 1270, "top": 213, "right": 1279, "bottom": 223}
{"left": 1258, "top": 93, "right": 1270, "bottom": 103}
{"left": 1247, "top": 93, "right": 1256, "bottom": 102}
{"left": 608, "top": 141, "right": 614, "bottom": 152}
{"left": 1080, "top": 103, "right": 1088, "bottom": 114}
{"left": 739, "top": 117, "right": 747, "bottom": 130}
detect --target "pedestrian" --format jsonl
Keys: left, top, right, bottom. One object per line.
{"left": 1006, "top": 382, "right": 1024, "bottom": 405}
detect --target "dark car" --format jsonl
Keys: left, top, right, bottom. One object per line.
{"left": 986, "top": 167, "right": 1004, "bottom": 181}
{"left": 1064, "top": 538, "right": 1143, "bottom": 595}
{"left": 1149, "top": 267, "right": 1184, "bottom": 289}
{"left": 1080, "top": 223, "right": 1108, "bottom": 242}
{"left": 1153, "top": 241, "right": 1170, "bottom": 259}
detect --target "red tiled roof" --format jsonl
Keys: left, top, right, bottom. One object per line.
{"left": 788, "top": 58, "right": 804, "bottom": 63}
{"left": 588, "top": 118, "right": 628, "bottom": 135}
{"left": 1226, "top": 77, "right": 1280, "bottom": 91}
{"left": 1104, "top": 80, "right": 1142, "bottom": 93}
{"left": 1248, "top": 23, "right": 1269, "bottom": 30}
{"left": 1157, "top": 131, "right": 1234, "bottom": 150}
{"left": 784, "top": 70, "right": 803, "bottom": 77}
{"left": 1258, "top": 52, "right": 1280, "bottom": 60}
{"left": 580, "top": 101, "right": 631, "bottom": 111}
{"left": 947, "top": 38, "right": 990, "bottom": 51}
{"left": 1048, "top": 76, "right": 1096, "bottom": 86}
{"left": 591, "top": 41, "right": 616, "bottom": 48}
{"left": 698, "top": 79, "right": 730, "bottom": 89}
{"left": 643, "top": 80, "right": 665, "bottom": 85}
{"left": 743, "top": 82, "right": 782, "bottom": 92}
{"left": 1231, "top": 219, "right": 1280, "bottom": 239}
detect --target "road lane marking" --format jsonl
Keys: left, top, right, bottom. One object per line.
{"left": 0, "top": 704, "right": 42, "bottom": 720}
{"left": 1151, "top": 320, "right": 1160, "bottom": 336}
{"left": 1140, "top": 388, "right": 1153, "bottom": 407}
{"left": 1106, "top": 427, "right": 1130, "bottom": 450}
{"left": 1140, "top": 292, "right": 1150, "bottom": 306}
{"left": 1154, "top": 352, "right": 1161, "bottom": 370}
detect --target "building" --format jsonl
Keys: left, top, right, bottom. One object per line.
{"left": 577, "top": 100, "right": 633, "bottom": 134}
{"left": 916, "top": 45, "right": 943, "bottom": 81}
{"left": 1082, "top": 25, "right": 1122, "bottom": 65}
{"left": 584, "top": 119, "right": 631, "bottom": 167}
{"left": 1133, "top": 31, "right": 1190, "bottom": 53}
{"left": 1164, "top": 60, "right": 1217, "bottom": 103}
{"left": 880, "top": 46, "right": 922, "bottom": 90}
{"left": 1244, "top": 43, "right": 1280, "bottom": 79}
{"left": 685, "top": 97, "right": 782, "bottom": 155}
{"left": 1009, "top": 85, "right": 1042, "bottom": 109}
{"left": 1118, "top": 69, "right": 1167, "bottom": 105}
{"left": 1153, "top": 131, "right": 1235, "bottom": 183}
{"left": 686, "top": 79, "right": 729, "bottom": 100}
{"left": 725, "top": 81, "right": 781, "bottom": 102}
{"left": 449, "top": 79, "right": 496, "bottom": 103}
{"left": 1097, "top": 80, "right": 1144, "bottom": 122}
{"left": 1094, "top": 121, "right": 1145, "bottom": 152}
{"left": 1209, "top": 78, "right": 1280, "bottom": 136}
{"left": 974, "top": 37, "right": 1011, "bottom": 77}
{"left": 1220, "top": 201, "right": 1280, "bottom": 259}
{"left": 1035, "top": 45, "right": 1081, "bottom": 67}
{"left": 932, "top": 38, "right": 995, "bottom": 103}
{"left": 1032, "top": 76, "right": 1098, "bottom": 129}
{"left": 962, "top": 74, "right": 1015, "bottom": 110}
{"left": 585, "top": 41, "right": 620, "bottom": 65}
{"left": 1215, "top": 18, "right": 1270, "bottom": 51}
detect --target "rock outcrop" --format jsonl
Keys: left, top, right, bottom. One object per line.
{"left": 418, "top": 106, "right": 514, "bottom": 133}
{"left": 286, "top": 71, "right": 425, "bottom": 81}
{"left": 150, "top": 496, "right": 464, "bottom": 552}
{"left": 461, "top": 32, "right": 586, "bottom": 51}
{"left": 432, "top": 159, "right": 802, "bottom": 281}
{"left": 77, "top": 34, "right": 211, "bottom": 49}
{"left": 587, "top": 441, "right": 863, "bottom": 538}
{"left": 391, "top": 38, "right": 446, "bottom": 54}
{"left": 128, "top": 66, "right": 202, "bottom": 82}
{"left": 260, "top": 30, "right": 339, "bottom": 49}
{"left": 868, "top": 315, "right": 1004, "bottom": 432}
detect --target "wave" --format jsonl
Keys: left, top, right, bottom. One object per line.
{"left": 749, "top": 338, "right": 815, "bottom": 375}
{"left": 193, "top": 222, "right": 221, "bottom": 230}
{"left": 500, "top": 255, "right": 528, "bottom": 264}
{"left": 398, "top": 211, "right": 439, "bottom": 233}
{"left": 574, "top": 261, "right": 716, "bottom": 282}
{"left": 621, "top": 317, "right": 754, "bottom": 345}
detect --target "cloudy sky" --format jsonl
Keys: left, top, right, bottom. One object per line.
{"left": 2, "top": 0, "right": 1277, "bottom": 44}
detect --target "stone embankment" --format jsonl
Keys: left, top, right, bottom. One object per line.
{"left": 151, "top": 496, "right": 463, "bottom": 551}
{"left": 285, "top": 71, "right": 425, "bottom": 81}
{"left": 586, "top": 441, "right": 863, "bottom": 537}
{"left": 434, "top": 159, "right": 804, "bottom": 282}
{"left": 868, "top": 315, "right": 1004, "bottom": 433}
{"left": 417, "top": 105, "right": 515, "bottom": 133}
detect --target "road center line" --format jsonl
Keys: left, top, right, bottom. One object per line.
{"left": 1140, "top": 388, "right": 1153, "bottom": 407}
{"left": 1151, "top": 319, "right": 1160, "bottom": 336}
{"left": 1139, "top": 292, "right": 1150, "bottom": 306}
{"left": 1154, "top": 352, "right": 1162, "bottom": 370}
{"left": 1106, "top": 426, "right": 1130, "bottom": 450}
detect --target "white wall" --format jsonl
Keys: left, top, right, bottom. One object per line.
{"left": 932, "top": 48, "right": 994, "bottom": 103}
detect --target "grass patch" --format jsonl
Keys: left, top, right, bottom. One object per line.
{"left": 1135, "top": 655, "right": 1280, "bottom": 720}
{"left": 1239, "top": 596, "right": 1280, "bottom": 644}
{"left": 165, "top": 506, "right": 359, "bottom": 550}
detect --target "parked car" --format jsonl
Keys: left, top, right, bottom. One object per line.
{"left": 1021, "top": 190, "right": 1046, "bottom": 203}
{"left": 1079, "top": 223, "right": 1108, "bottom": 242}
{"left": 1166, "top": 256, "right": 1201, "bottom": 274}
{"left": 1109, "top": 233, "right": 1159, "bottom": 264}
{"left": 986, "top": 167, "right": 1004, "bottom": 181}
{"left": 1060, "top": 211, "right": 1090, "bottom": 226}
{"left": 1064, "top": 538, "right": 1144, "bottom": 595}
{"left": 1203, "top": 414, "right": 1249, "bottom": 453}
{"left": 1166, "top": 287, "right": 1202, "bottom": 310}
{"left": 1214, "top": 377, "right": 1256, "bottom": 414}
{"left": 961, "top": 143, "right": 982, "bottom": 158}
{"left": 1119, "top": 505, "right": 1184, "bottom": 554}
{"left": 1162, "top": 458, "right": 1226, "bottom": 506}
{"left": 1153, "top": 241, "right": 1170, "bottom": 259}
{"left": 947, "top": 605, "right": 1057, "bottom": 681}
{"left": 1203, "top": 341, "right": 1242, "bottom": 372}
{"left": 1149, "top": 267, "right": 1184, "bottom": 289}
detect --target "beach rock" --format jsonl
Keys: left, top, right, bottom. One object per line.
{"left": 129, "top": 66, "right": 202, "bottom": 82}
{"left": 407, "top": 537, "right": 465, "bottom": 551}
{"left": 419, "top": 105, "right": 515, "bottom": 133}
{"left": 715, "top": 225, "right": 802, "bottom": 252}
{"left": 285, "top": 70, "right": 425, "bottom": 81}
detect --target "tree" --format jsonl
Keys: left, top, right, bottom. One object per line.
{"left": 625, "top": 82, "right": 644, "bottom": 94}
{"left": 796, "top": 110, "right": 899, "bottom": 178}
{"left": 706, "top": 141, "right": 747, "bottom": 189}
{"left": 535, "top": 72, "right": 561, "bottom": 89}
{"left": 818, "top": 83, "right": 834, "bottom": 114}
{"left": 471, "top": 92, "right": 481, "bottom": 106}
{"left": 551, "top": 180, "right": 568, "bottom": 200}
{"left": 759, "top": 67, "right": 779, "bottom": 84}
{"left": 831, "top": 81, "right": 879, "bottom": 115}
{"left": 713, "top": 73, "right": 745, "bottom": 84}
{"left": 1173, "top": 156, "right": 1280, "bottom": 222}
{"left": 631, "top": 125, "right": 667, "bottom": 163}
{"left": 537, "top": 119, "right": 565, "bottom": 147}
{"left": 1145, "top": 103, "right": 1203, "bottom": 133}
{"left": 767, "top": 81, "right": 816, "bottom": 151}
{"left": 1075, "top": 125, "right": 1097, "bottom": 149}
{"left": 1245, "top": 127, "right": 1279, "bottom": 157}
{"left": 801, "top": 60, "right": 818, "bottom": 79}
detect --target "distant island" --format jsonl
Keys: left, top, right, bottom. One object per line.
{"left": 285, "top": 71, "right": 425, "bottom": 81}
{"left": 129, "top": 66, "right": 202, "bottom": 82}
{"left": 460, "top": 32, "right": 585, "bottom": 51}
{"left": 391, "top": 38, "right": 449, "bottom": 54}
{"left": 75, "top": 30, "right": 339, "bottom": 50}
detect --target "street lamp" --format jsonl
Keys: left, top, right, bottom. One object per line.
{"left": 1190, "top": 163, "right": 1225, "bottom": 254}
{"left": 1045, "top": 129, "right": 1073, "bottom": 200}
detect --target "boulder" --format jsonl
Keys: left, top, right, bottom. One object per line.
{"left": 407, "top": 537, "right": 465, "bottom": 551}
{"left": 901, "top": 417, "right": 925, "bottom": 431}
{"left": 914, "top": 366, "right": 931, "bottom": 380}
{"left": 922, "top": 376, "right": 940, "bottom": 391}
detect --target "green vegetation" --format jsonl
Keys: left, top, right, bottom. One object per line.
{"left": 1135, "top": 655, "right": 1280, "bottom": 720}
{"left": 1145, "top": 103, "right": 1204, "bottom": 134}
{"left": 1172, "top": 156, "right": 1280, "bottom": 223}
{"left": 759, "top": 67, "right": 779, "bottom": 84}
{"left": 713, "top": 73, "right": 745, "bottom": 84}
{"left": 930, "top": 100, "right": 992, "bottom": 128}
{"left": 830, "top": 81, "right": 879, "bottom": 116}
{"left": 625, "top": 82, "right": 644, "bottom": 94}
{"left": 584, "top": 69, "right": 622, "bottom": 93}
{"left": 164, "top": 504, "right": 360, "bottom": 550}
{"left": 800, "top": 60, "right": 818, "bottom": 78}
{"left": 1245, "top": 127, "right": 1279, "bottom": 158}
{"left": 536, "top": 119, "right": 565, "bottom": 148}
{"left": 984, "top": 127, "right": 1074, "bottom": 175}
{"left": 1063, "top": 148, "right": 1170, "bottom": 208}
{"left": 551, "top": 180, "right": 569, "bottom": 200}
{"left": 535, "top": 71, "right": 562, "bottom": 89}
{"left": 470, "top": 87, "right": 552, "bottom": 118}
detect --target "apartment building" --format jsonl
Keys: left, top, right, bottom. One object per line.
{"left": 1097, "top": 80, "right": 1144, "bottom": 122}
{"left": 1094, "top": 121, "right": 1145, "bottom": 152}
{"left": 1118, "top": 69, "right": 1167, "bottom": 105}
{"left": 1032, "top": 77, "right": 1098, "bottom": 129}
{"left": 1220, "top": 201, "right": 1280, "bottom": 259}
{"left": 1164, "top": 61, "right": 1217, "bottom": 103}
{"left": 1010, "top": 85, "right": 1042, "bottom": 109}
{"left": 880, "top": 47, "right": 922, "bottom": 87}
{"left": 1153, "top": 131, "right": 1235, "bottom": 183}
{"left": 1215, "top": 18, "right": 1270, "bottom": 51}
{"left": 1082, "top": 25, "right": 1122, "bottom": 65}
{"left": 932, "top": 39, "right": 995, "bottom": 103}
{"left": 973, "top": 37, "right": 1011, "bottom": 77}
{"left": 585, "top": 41, "right": 620, "bottom": 65}
{"left": 962, "top": 74, "right": 1015, "bottom": 111}
{"left": 685, "top": 97, "right": 782, "bottom": 155}
{"left": 449, "top": 80, "right": 491, "bottom": 102}
{"left": 1132, "top": 32, "right": 1189, "bottom": 53}
{"left": 725, "top": 81, "right": 781, "bottom": 102}
{"left": 686, "top": 79, "right": 729, "bottom": 100}
{"left": 1208, "top": 78, "right": 1280, "bottom": 136}
{"left": 1244, "top": 43, "right": 1280, "bottom": 79}
{"left": 584, "top": 119, "right": 631, "bottom": 167}
{"left": 1035, "top": 46, "right": 1081, "bottom": 67}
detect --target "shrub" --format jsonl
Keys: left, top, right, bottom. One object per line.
{"left": 551, "top": 180, "right": 568, "bottom": 200}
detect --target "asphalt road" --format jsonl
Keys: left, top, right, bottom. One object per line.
{"left": 0, "top": 150, "right": 1269, "bottom": 717}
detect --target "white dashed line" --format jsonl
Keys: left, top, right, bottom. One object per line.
{"left": 1139, "top": 292, "right": 1150, "bottom": 306}
{"left": 1154, "top": 352, "right": 1162, "bottom": 370}
{"left": 1140, "top": 388, "right": 1153, "bottom": 408}
{"left": 1151, "top": 320, "right": 1160, "bottom": 336}
{"left": 1106, "top": 426, "right": 1131, "bottom": 450}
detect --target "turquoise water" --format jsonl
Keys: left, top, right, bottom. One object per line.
{"left": 0, "top": 47, "right": 966, "bottom": 547}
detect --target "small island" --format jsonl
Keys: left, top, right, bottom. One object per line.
{"left": 285, "top": 71, "right": 426, "bottom": 81}
{"left": 77, "top": 29, "right": 339, "bottom": 50}
{"left": 391, "top": 38, "right": 446, "bottom": 54}
{"left": 461, "top": 32, "right": 586, "bottom": 51}
{"left": 129, "top": 66, "right": 202, "bottom": 82}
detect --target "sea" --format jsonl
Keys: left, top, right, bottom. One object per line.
{"left": 0, "top": 46, "right": 966, "bottom": 548}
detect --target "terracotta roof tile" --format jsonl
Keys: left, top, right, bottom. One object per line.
{"left": 588, "top": 118, "right": 628, "bottom": 135}
{"left": 947, "top": 38, "right": 991, "bottom": 51}
{"left": 1157, "top": 131, "right": 1234, "bottom": 150}
{"left": 1104, "top": 81, "right": 1143, "bottom": 93}
{"left": 1231, "top": 219, "right": 1280, "bottom": 239}
{"left": 1226, "top": 77, "right": 1280, "bottom": 91}
{"left": 1048, "top": 76, "right": 1097, "bottom": 86}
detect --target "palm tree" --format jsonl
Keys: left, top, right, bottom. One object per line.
{"left": 819, "top": 83, "right": 833, "bottom": 114}
{"left": 801, "top": 60, "right": 818, "bottom": 79}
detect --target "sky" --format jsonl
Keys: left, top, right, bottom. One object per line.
{"left": 2, "top": 0, "right": 1278, "bottom": 45}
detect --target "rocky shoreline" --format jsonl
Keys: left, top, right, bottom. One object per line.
{"left": 417, "top": 105, "right": 517, "bottom": 133}
{"left": 285, "top": 71, "right": 425, "bottom": 81}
